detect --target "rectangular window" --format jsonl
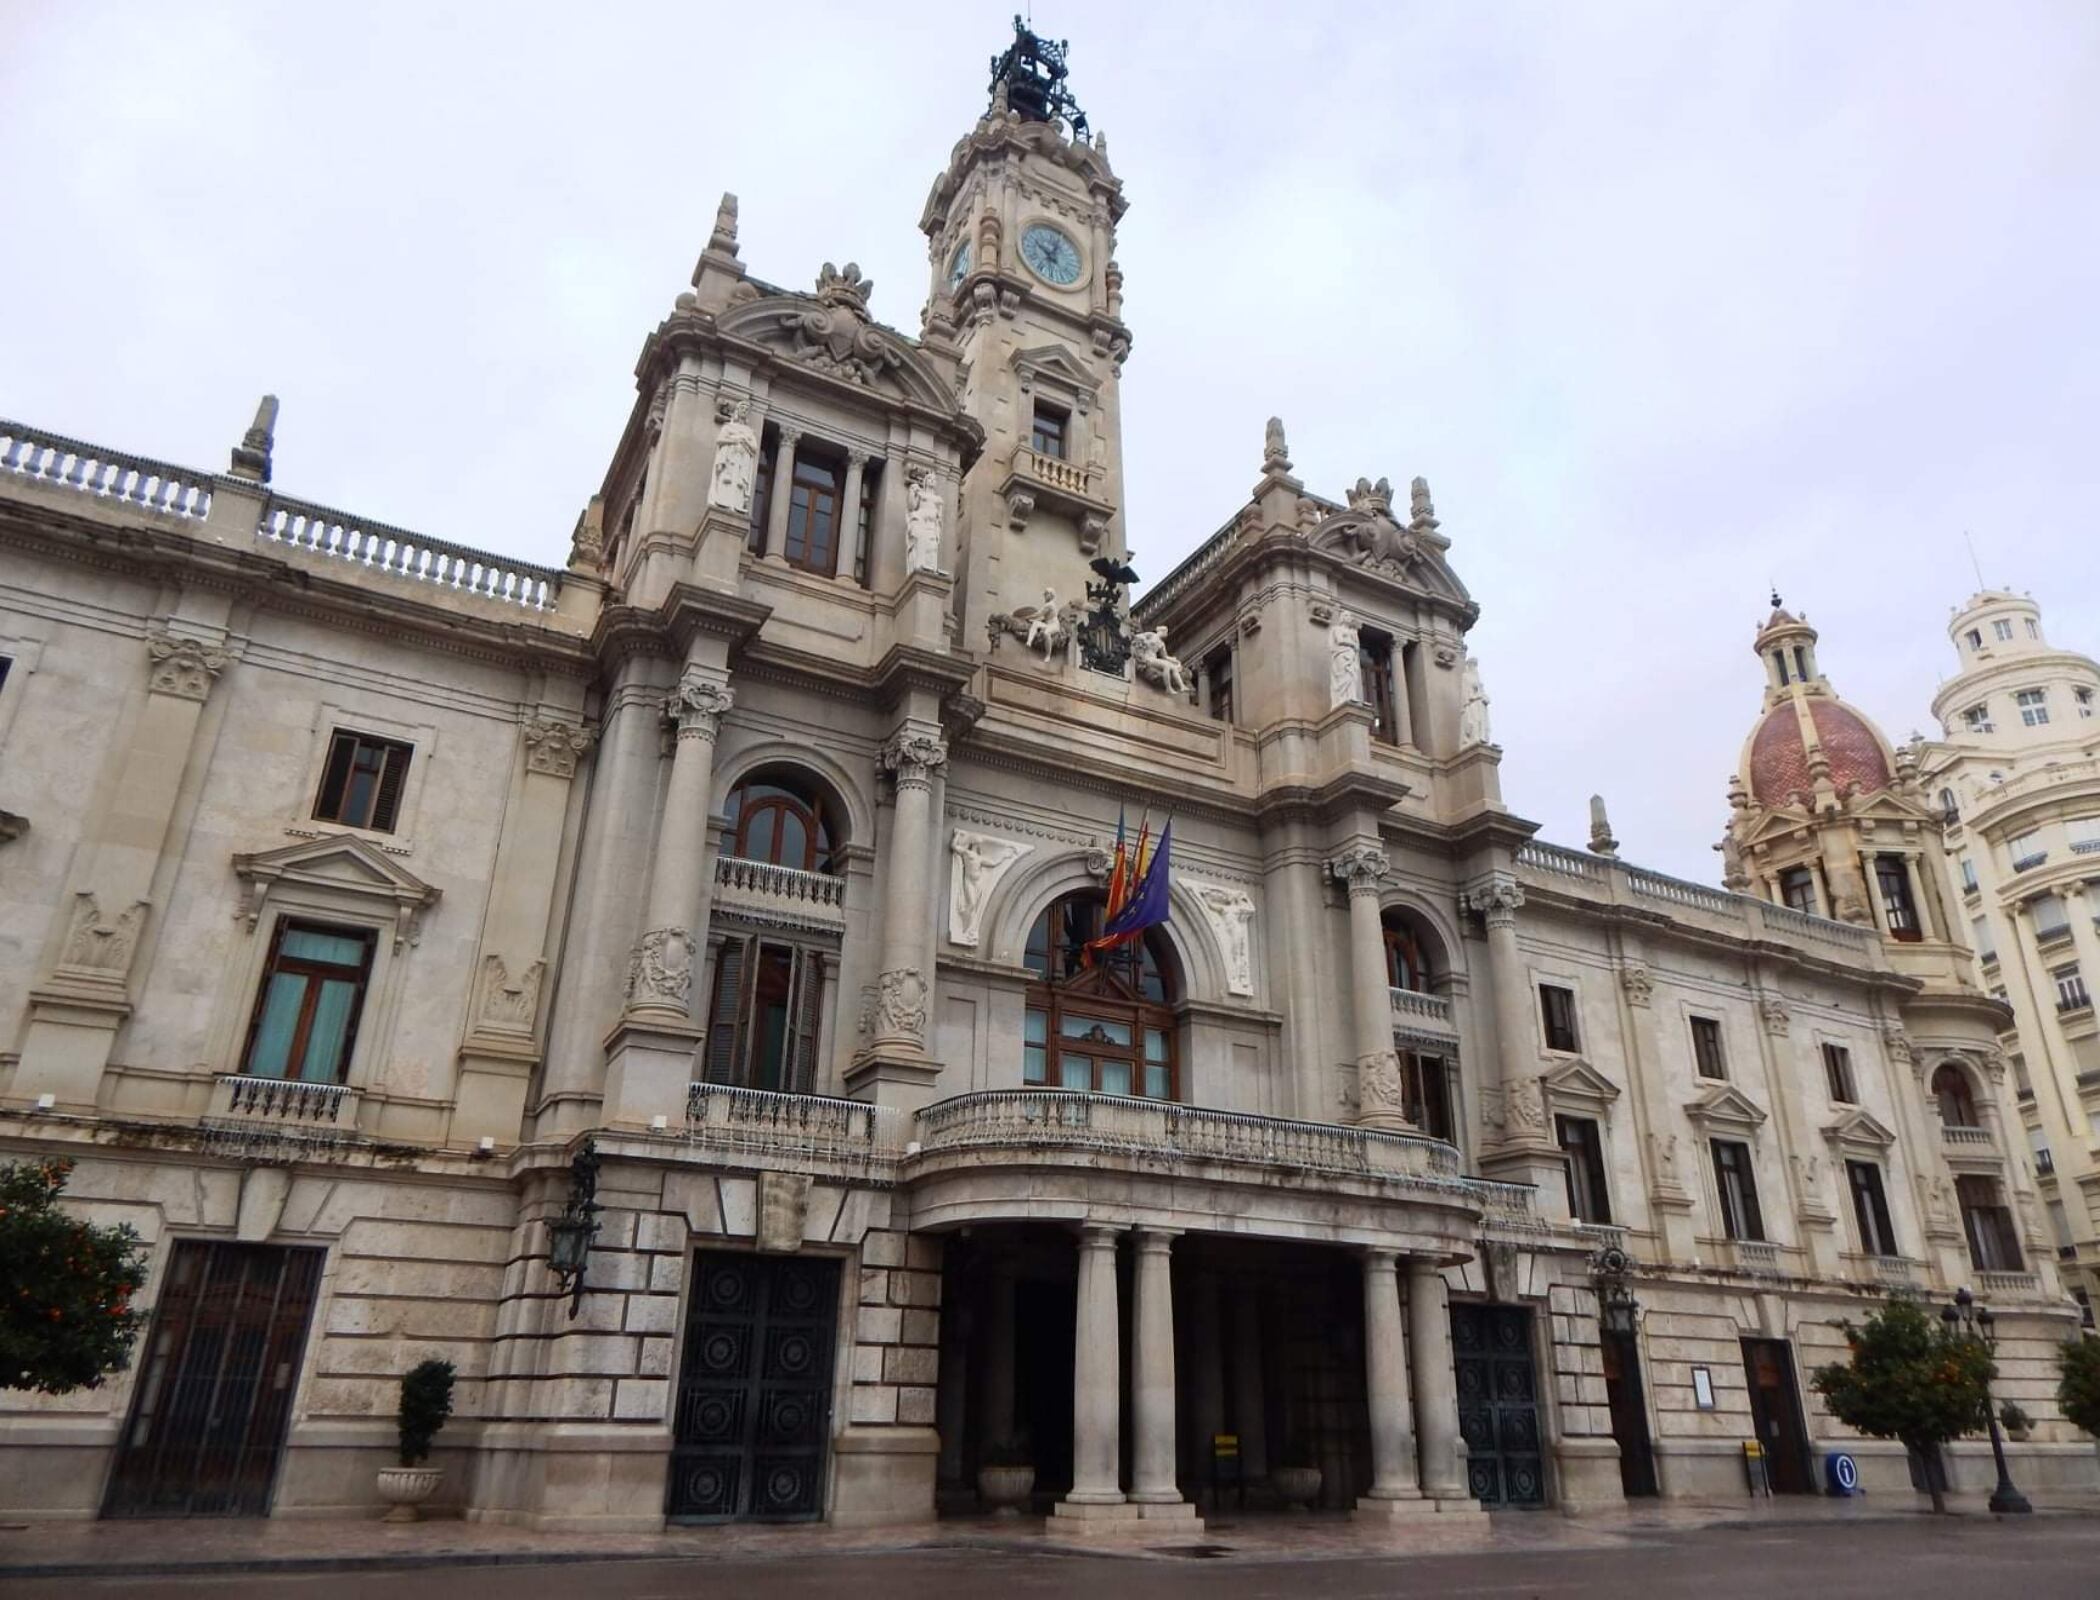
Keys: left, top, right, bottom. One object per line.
{"left": 2009, "top": 829, "right": 2044, "bottom": 871}
{"left": 1557, "top": 1115, "right": 1612, "bottom": 1225}
{"left": 1778, "top": 866, "right": 1818, "bottom": 914}
{"left": 1712, "top": 1139, "right": 1765, "bottom": 1242}
{"left": 1404, "top": 1051, "right": 1452, "bottom": 1142}
{"left": 1874, "top": 854, "right": 1920, "bottom": 940}
{"left": 2054, "top": 963, "right": 2092, "bottom": 1014}
{"left": 1994, "top": 618, "right": 2015, "bottom": 641}
{"left": 1539, "top": 983, "right": 1580, "bottom": 1053}
{"left": 313, "top": 731, "right": 413, "bottom": 833}
{"left": 852, "top": 461, "right": 878, "bottom": 587}
{"left": 1966, "top": 628, "right": 1984, "bottom": 651}
{"left": 2069, "top": 814, "right": 2100, "bottom": 850}
{"left": 2026, "top": 618, "right": 2041, "bottom": 640}
{"left": 1962, "top": 703, "right": 1993, "bottom": 733}
{"left": 1959, "top": 855, "right": 1978, "bottom": 893}
{"left": 1205, "top": 645, "right": 1235, "bottom": 725}
{"left": 1030, "top": 403, "right": 1068, "bottom": 459}
{"left": 1359, "top": 630, "right": 1399, "bottom": 744}
{"left": 2077, "top": 687, "right": 2094, "bottom": 719}
{"left": 2033, "top": 892, "right": 2071, "bottom": 942}
{"left": 783, "top": 453, "right": 842, "bottom": 576}
{"left": 1971, "top": 915, "right": 1997, "bottom": 961}
{"left": 241, "top": 921, "right": 375, "bottom": 1083}
{"left": 748, "top": 430, "right": 778, "bottom": 552}
{"left": 1847, "top": 1161, "right": 1898, "bottom": 1257}
{"left": 0, "top": 655, "right": 11, "bottom": 695}
{"left": 703, "top": 932, "right": 825, "bottom": 1094}
{"left": 2015, "top": 688, "right": 2050, "bottom": 727}
{"left": 1690, "top": 1015, "right": 1727, "bottom": 1080}
{"left": 1956, "top": 1175, "right": 2024, "bottom": 1272}
{"left": 1823, "top": 1042, "right": 1858, "bottom": 1103}
{"left": 1023, "top": 1007, "right": 1049, "bottom": 1085}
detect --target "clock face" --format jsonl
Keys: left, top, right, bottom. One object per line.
{"left": 946, "top": 241, "right": 970, "bottom": 292}
{"left": 1020, "top": 223, "right": 1083, "bottom": 286}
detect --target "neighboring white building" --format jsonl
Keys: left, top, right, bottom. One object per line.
{"left": 1921, "top": 589, "right": 2100, "bottom": 1321}
{"left": 0, "top": 21, "right": 2090, "bottom": 1536}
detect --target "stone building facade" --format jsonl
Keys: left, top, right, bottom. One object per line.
{"left": 1917, "top": 590, "right": 2100, "bottom": 1319}
{"left": 0, "top": 24, "right": 2091, "bottom": 1534}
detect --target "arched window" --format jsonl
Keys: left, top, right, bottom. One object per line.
{"left": 1022, "top": 892, "right": 1177, "bottom": 1100}
{"left": 1932, "top": 1062, "right": 1981, "bottom": 1128}
{"left": 1379, "top": 909, "right": 1453, "bottom": 1140}
{"left": 725, "top": 772, "right": 839, "bottom": 874}
{"left": 1383, "top": 914, "right": 1429, "bottom": 992}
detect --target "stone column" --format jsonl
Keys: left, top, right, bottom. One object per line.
{"left": 839, "top": 449, "right": 868, "bottom": 582}
{"left": 980, "top": 1263, "right": 1017, "bottom": 1452}
{"left": 1065, "top": 1224, "right": 1125, "bottom": 1507}
{"left": 1901, "top": 853, "right": 1938, "bottom": 940}
{"left": 1465, "top": 873, "right": 1566, "bottom": 1208}
{"left": 1390, "top": 650, "right": 1415, "bottom": 747}
{"left": 1357, "top": 1247, "right": 1423, "bottom": 1510}
{"left": 628, "top": 668, "right": 732, "bottom": 1025}
{"left": 1130, "top": 1230, "right": 1182, "bottom": 1505}
{"left": 1330, "top": 844, "right": 1407, "bottom": 1129}
{"left": 935, "top": 1303, "right": 969, "bottom": 1493}
{"left": 1407, "top": 1259, "right": 1467, "bottom": 1500}
{"left": 763, "top": 426, "right": 800, "bottom": 561}
{"left": 851, "top": 725, "right": 946, "bottom": 1102}
{"left": 1229, "top": 1283, "right": 1269, "bottom": 1483}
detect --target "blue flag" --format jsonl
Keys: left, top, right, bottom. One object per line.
{"left": 1095, "top": 820, "right": 1171, "bottom": 949}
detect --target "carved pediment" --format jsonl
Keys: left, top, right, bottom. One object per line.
{"left": 1542, "top": 1058, "right": 1623, "bottom": 1110}
{"left": 717, "top": 272, "right": 954, "bottom": 412}
{"left": 1011, "top": 343, "right": 1099, "bottom": 408}
{"left": 233, "top": 834, "right": 440, "bottom": 949}
{"left": 1684, "top": 1082, "right": 1768, "bottom": 1135}
{"left": 1821, "top": 1107, "right": 1898, "bottom": 1152}
{"left": 1306, "top": 488, "right": 1474, "bottom": 610}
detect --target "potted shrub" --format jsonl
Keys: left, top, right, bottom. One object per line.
{"left": 377, "top": 1359, "right": 455, "bottom": 1522}
{"left": 976, "top": 1437, "right": 1035, "bottom": 1516}
{"left": 1999, "top": 1402, "right": 2034, "bottom": 1443}
{"left": 1270, "top": 1462, "right": 1323, "bottom": 1511}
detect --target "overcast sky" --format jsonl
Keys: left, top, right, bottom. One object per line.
{"left": 6, "top": 2, "right": 2096, "bottom": 882}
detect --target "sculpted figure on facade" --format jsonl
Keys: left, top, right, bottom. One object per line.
{"left": 707, "top": 400, "right": 761, "bottom": 515}
{"left": 1356, "top": 1049, "right": 1407, "bottom": 1125}
{"left": 1329, "top": 612, "right": 1362, "bottom": 710}
{"left": 987, "top": 588, "right": 1075, "bottom": 661}
{"left": 904, "top": 465, "right": 944, "bottom": 573}
{"left": 1192, "top": 882, "right": 1257, "bottom": 996}
{"left": 948, "top": 830, "right": 1031, "bottom": 948}
{"left": 58, "top": 893, "right": 148, "bottom": 976}
{"left": 1648, "top": 1131, "right": 1682, "bottom": 1189}
{"left": 1619, "top": 963, "right": 1654, "bottom": 1007}
{"left": 1759, "top": 994, "right": 1792, "bottom": 1037}
{"left": 1459, "top": 656, "right": 1492, "bottom": 748}
{"left": 1130, "top": 625, "right": 1189, "bottom": 695}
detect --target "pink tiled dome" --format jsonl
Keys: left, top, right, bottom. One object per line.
{"left": 1748, "top": 699, "right": 1892, "bottom": 806}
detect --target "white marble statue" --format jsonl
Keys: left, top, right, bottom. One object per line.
{"left": 1459, "top": 655, "right": 1492, "bottom": 748}
{"left": 706, "top": 401, "right": 759, "bottom": 515}
{"left": 905, "top": 465, "right": 943, "bottom": 573}
{"left": 1329, "top": 613, "right": 1362, "bottom": 710}
{"left": 1193, "top": 883, "right": 1257, "bottom": 996}
{"left": 1131, "top": 626, "right": 1190, "bottom": 695}
{"left": 948, "top": 829, "right": 1032, "bottom": 948}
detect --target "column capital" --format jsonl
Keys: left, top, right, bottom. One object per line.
{"left": 666, "top": 670, "right": 733, "bottom": 742}
{"left": 1133, "top": 1227, "right": 1181, "bottom": 1253}
{"left": 1463, "top": 872, "right": 1526, "bottom": 927}
{"left": 880, "top": 726, "right": 949, "bottom": 787}
{"left": 1360, "top": 1244, "right": 1401, "bottom": 1270}
{"left": 145, "top": 628, "right": 230, "bottom": 702}
{"left": 1327, "top": 844, "right": 1391, "bottom": 894}
{"left": 845, "top": 446, "right": 872, "bottom": 467}
{"left": 522, "top": 716, "right": 594, "bottom": 778}
{"left": 776, "top": 424, "right": 805, "bottom": 446}
{"left": 1077, "top": 1221, "right": 1124, "bottom": 1248}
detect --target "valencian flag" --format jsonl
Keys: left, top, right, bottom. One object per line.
{"left": 1086, "top": 815, "right": 1172, "bottom": 963}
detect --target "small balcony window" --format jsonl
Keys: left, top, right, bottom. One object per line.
{"left": 1994, "top": 618, "right": 2016, "bottom": 642}
{"left": 1962, "top": 704, "right": 1993, "bottom": 734}
{"left": 1557, "top": 1115, "right": 1612, "bottom": 1225}
{"left": 1030, "top": 403, "right": 1069, "bottom": 460}
{"left": 2054, "top": 964, "right": 2092, "bottom": 1014}
{"left": 1874, "top": 854, "right": 1921, "bottom": 941}
{"left": 241, "top": 921, "right": 376, "bottom": 1084}
{"left": 1823, "top": 1041, "right": 1858, "bottom": 1104}
{"left": 1539, "top": 983, "right": 1580, "bottom": 1053}
{"left": 314, "top": 731, "right": 412, "bottom": 834}
{"left": 1690, "top": 1015, "right": 1727, "bottom": 1080}
{"left": 1957, "top": 1175, "right": 2024, "bottom": 1272}
{"left": 1846, "top": 1160, "right": 1898, "bottom": 1258}
{"left": 1712, "top": 1139, "right": 1766, "bottom": 1242}
{"left": 1932, "top": 1062, "right": 1980, "bottom": 1128}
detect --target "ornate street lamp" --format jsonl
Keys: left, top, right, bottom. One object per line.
{"left": 545, "top": 1138, "right": 602, "bottom": 1320}
{"left": 1942, "top": 1286, "right": 2032, "bottom": 1515}
{"left": 1594, "top": 1244, "right": 1641, "bottom": 1336}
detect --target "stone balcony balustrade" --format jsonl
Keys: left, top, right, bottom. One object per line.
{"left": 712, "top": 854, "right": 849, "bottom": 933}
{"left": 1975, "top": 1268, "right": 2043, "bottom": 1298}
{"left": 1388, "top": 985, "right": 1457, "bottom": 1035}
{"left": 685, "top": 1081, "right": 908, "bottom": 1182}
{"left": 258, "top": 494, "right": 560, "bottom": 611}
{"left": 2, "top": 421, "right": 215, "bottom": 519}
{"left": 1942, "top": 1123, "right": 2000, "bottom": 1154}
{"left": 207, "top": 1073, "right": 356, "bottom": 1128}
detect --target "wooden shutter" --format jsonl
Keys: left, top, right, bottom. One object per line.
{"left": 784, "top": 950, "right": 825, "bottom": 1095}
{"left": 370, "top": 742, "right": 412, "bottom": 832}
{"left": 315, "top": 732, "right": 356, "bottom": 822}
{"left": 703, "top": 936, "right": 751, "bottom": 1086}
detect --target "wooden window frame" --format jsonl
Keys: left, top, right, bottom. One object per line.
{"left": 1777, "top": 866, "right": 1818, "bottom": 915}
{"left": 1358, "top": 629, "right": 1399, "bottom": 745}
{"left": 1557, "top": 1114, "right": 1613, "bottom": 1225}
{"left": 1931, "top": 1062, "right": 1980, "bottom": 1128}
{"left": 783, "top": 451, "right": 844, "bottom": 577}
{"left": 1030, "top": 402, "right": 1069, "bottom": 460}
{"left": 1539, "top": 982, "right": 1580, "bottom": 1053}
{"left": 1956, "top": 1175, "right": 2024, "bottom": 1272}
{"left": 1711, "top": 1137, "right": 1766, "bottom": 1242}
{"left": 1690, "top": 1015, "right": 1727, "bottom": 1080}
{"left": 1847, "top": 1160, "right": 1898, "bottom": 1257}
{"left": 1023, "top": 894, "right": 1177, "bottom": 1102}
{"left": 1874, "top": 854, "right": 1921, "bottom": 941}
{"left": 238, "top": 919, "right": 376, "bottom": 1084}
{"left": 1205, "top": 644, "right": 1234, "bottom": 725}
{"left": 312, "top": 731, "right": 413, "bottom": 834}
{"left": 1384, "top": 917, "right": 1429, "bottom": 993}
{"left": 1822, "top": 1042, "right": 1858, "bottom": 1104}
{"left": 702, "top": 930, "right": 827, "bottom": 1095}
{"left": 726, "top": 777, "right": 838, "bottom": 875}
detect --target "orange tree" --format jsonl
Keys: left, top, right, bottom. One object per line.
{"left": 1, "top": 1159, "right": 148, "bottom": 1395}
{"left": 1810, "top": 1295, "right": 1993, "bottom": 1513}
{"left": 2060, "top": 1335, "right": 2100, "bottom": 1439}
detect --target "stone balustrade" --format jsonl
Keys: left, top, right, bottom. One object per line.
{"left": 1388, "top": 985, "right": 1455, "bottom": 1031}
{"left": 910, "top": 1089, "right": 1468, "bottom": 1187}
{"left": 1730, "top": 1239, "right": 1785, "bottom": 1276}
{"left": 1023, "top": 449, "right": 1093, "bottom": 497}
{"left": 685, "top": 1081, "right": 908, "bottom": 1180}
{"left": 712, "top": 855, "right": 848, "bottom": 931}
{"left": 1626, "top": 867, "right": 1740, "bottom": 919}
{"left": 209, "top": 1073, "right": 353, "bottom": 1126}
{"left": 1756, "top": 900, "right": 1879, "bottom": 958}
{"left": 1942, "top": 1124, "right": 1998, "bottom": 1150}
{"left": 1572, "top": 1221, "right": 1629, "bottom": 1253}
{"left": 2, "top": 420, "right": 214, "bottom": 519}
{"left": 1516, "top": 841, "right": 1608, "bottom": 884}
{"left": 1857, "top": 1252, "right": 1920, "bottom": 1289}
{"left": 1473, "top": 1178, "right": 1554, "bottom": 1235}
{"left": 1975, "top": 1269, "right": 2042, "bottom": 1298}
{"left": 256, "top": 493, "right": 561, "bottom": 611}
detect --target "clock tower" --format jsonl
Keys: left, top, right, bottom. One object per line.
{"left": 919, "top": 20, "right": 1134, "bottom": 650}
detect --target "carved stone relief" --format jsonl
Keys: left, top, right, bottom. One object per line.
{"left": 476, "top": 954, "right": 546, "bottom": 1034}
{"left": 57, "top": 892, "right": 148, "bottom": 977}
{"left": 871, "top": 967, "right": 928, "bottom": 1041}
{"left": 522, "top": 718, "right": 593, "bottom": 779}
{"left": 1619, "top": 964, "right": 1654, "bottom": 1007}
{"left": 1759, "top": 995, "right": 1792, "bottom": 1037}
{"left": 626, "top": 927, "right": 695, "bottom": 1009}
{"left": 145, "top": 631, "right": 229, "bottom": 701}
{"left": 1191, "top": 882, "right": 1257, "bottom": 997}
{"left": 948, "top": 829, "right": 1032, "bottom": 948}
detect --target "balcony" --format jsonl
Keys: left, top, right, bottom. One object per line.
{"left": 1941, "top": 1124, "right": 1998, "bottom": 1152}
{"left": 207, "top": 1073, "right": 354, "bottom": 1126}
{"left": 2013, "top": 851, "right": 2049, "bottom": 873}
{"left": 1389, "top": 985, "right": 1457, "bottom": 1038}
{"left": 1975, "top": 1269, "right": 2042, "bottom": 1298}
{"left": 713, "top": 855, "right": 848, "bottom": 933}
{"left": 1728, "top": 1239, "right": 1785, "bottom": 1277}
{"left": 998, "top": 446, "right": 1114, "bottom": 539}
{"left": 685, "top": 1081, "right": 906, "bottom": 1180}
{"left": 1867, "top": 1254, "right": 1920, "bottom": 1289}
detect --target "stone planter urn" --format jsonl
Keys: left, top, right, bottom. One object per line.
{"left": 977, "top": 1463, "right": 1036, "bottom": 1516}
{"left": 376, "top": 1465, "right": 444, "bottom": 1523}
{"left": 1271, "top": 1464, "right": 1323, "bottom": 1511}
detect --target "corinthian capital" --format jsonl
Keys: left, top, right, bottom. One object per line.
{"left": 666, "top": 671, "right": 733, "bottom": 741}
{"left": 522, "top": 717, "right": 594, "bottom": 779}
{"left": 1463, "top": 874, "right": 1526, "bottom": 927}
{"left": 880, "top": 727, "right": 948, "bottom": 786}
{"left": 1326, "top": 845, "right": 1391, "bottom": 894}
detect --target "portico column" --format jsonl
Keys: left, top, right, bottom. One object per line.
{"left": 1067, "top": 1224, "right": 1125, "bottom": 1505}
{"left": 1229, "top": 1283, "right": 1269, "bottom": 1482}
{"left": 1463, "top": 873, "right": 1531, "bottom": 1089}
{"left": 1407, "top": 1259, "right": 1466, "bottom": 1499}
{"left": 981, "top": 1262, "right": 1017, "bottom": 1451}
{"left": 865, "top": 725, "right": 946, "bottom": 1058}
{"left": 1359, "top": 1247, "right": 1422, "bottom": 1502}
{"left": 626, "top": 666, "right": 732, "bottom": 1023}
{"left": 763, "top": 426, "right": 800, "bottom": 561}
{"left": 838, "top": 448, "right": 868, "bottom": 582}
{"left": 1330, "top": 844, "right": 1408, "bottom": 1129}
{"left": 1130, "top": 1229, "right": 1181, "bottom": 1504}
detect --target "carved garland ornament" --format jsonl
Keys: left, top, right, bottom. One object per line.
{"left": 871, "top": 966, "right": 928, "bottom": 1042}
{"left": 146, "top": 630, "right": 230, "bottom": 701}
{"left": 880, "top": 729, "right": 948, "bottom": 787}
{"left": 666, "top": 674, "right": 734, "bottom": 742}
{"left": 626, "top": 927, "right": 695, "bottom": 1009}
{"left": 57, "top": 892, "right": 148, "bottom": 978}
{"left": 522, "top": 718, "right": 594, "bottom": 779}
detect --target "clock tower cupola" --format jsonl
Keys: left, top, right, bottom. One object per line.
{"left": 920, "top": 19, "right": 1134, "bottom": 651}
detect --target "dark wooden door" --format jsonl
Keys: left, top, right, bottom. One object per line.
{"left": 104, "top": 1242, "right": 323, "bottom": 1518}
{"left": 1452, "top": 1302, "right": 1545, "bottom": 1506}
{"left": 1740, "top": 1337, "right": 1813, "bottom": 1493}
{"left": 1601, "top": 1329, "right": 1658, "bottom": 1497}
{"left": 668, "top": 1252, "right": 839, "bottom": 1522}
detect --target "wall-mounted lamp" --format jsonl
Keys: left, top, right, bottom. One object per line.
{"left": 545, "top": 1137, "right": 602, "bottom": 1320}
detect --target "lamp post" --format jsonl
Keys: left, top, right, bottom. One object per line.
{"left": 1942, "top": 1286, "right": 2032, "bottom": 1515}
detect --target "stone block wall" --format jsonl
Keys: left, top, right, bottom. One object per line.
{"left": 849, "top": 1228, "right": 943, "bottom": 1427}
